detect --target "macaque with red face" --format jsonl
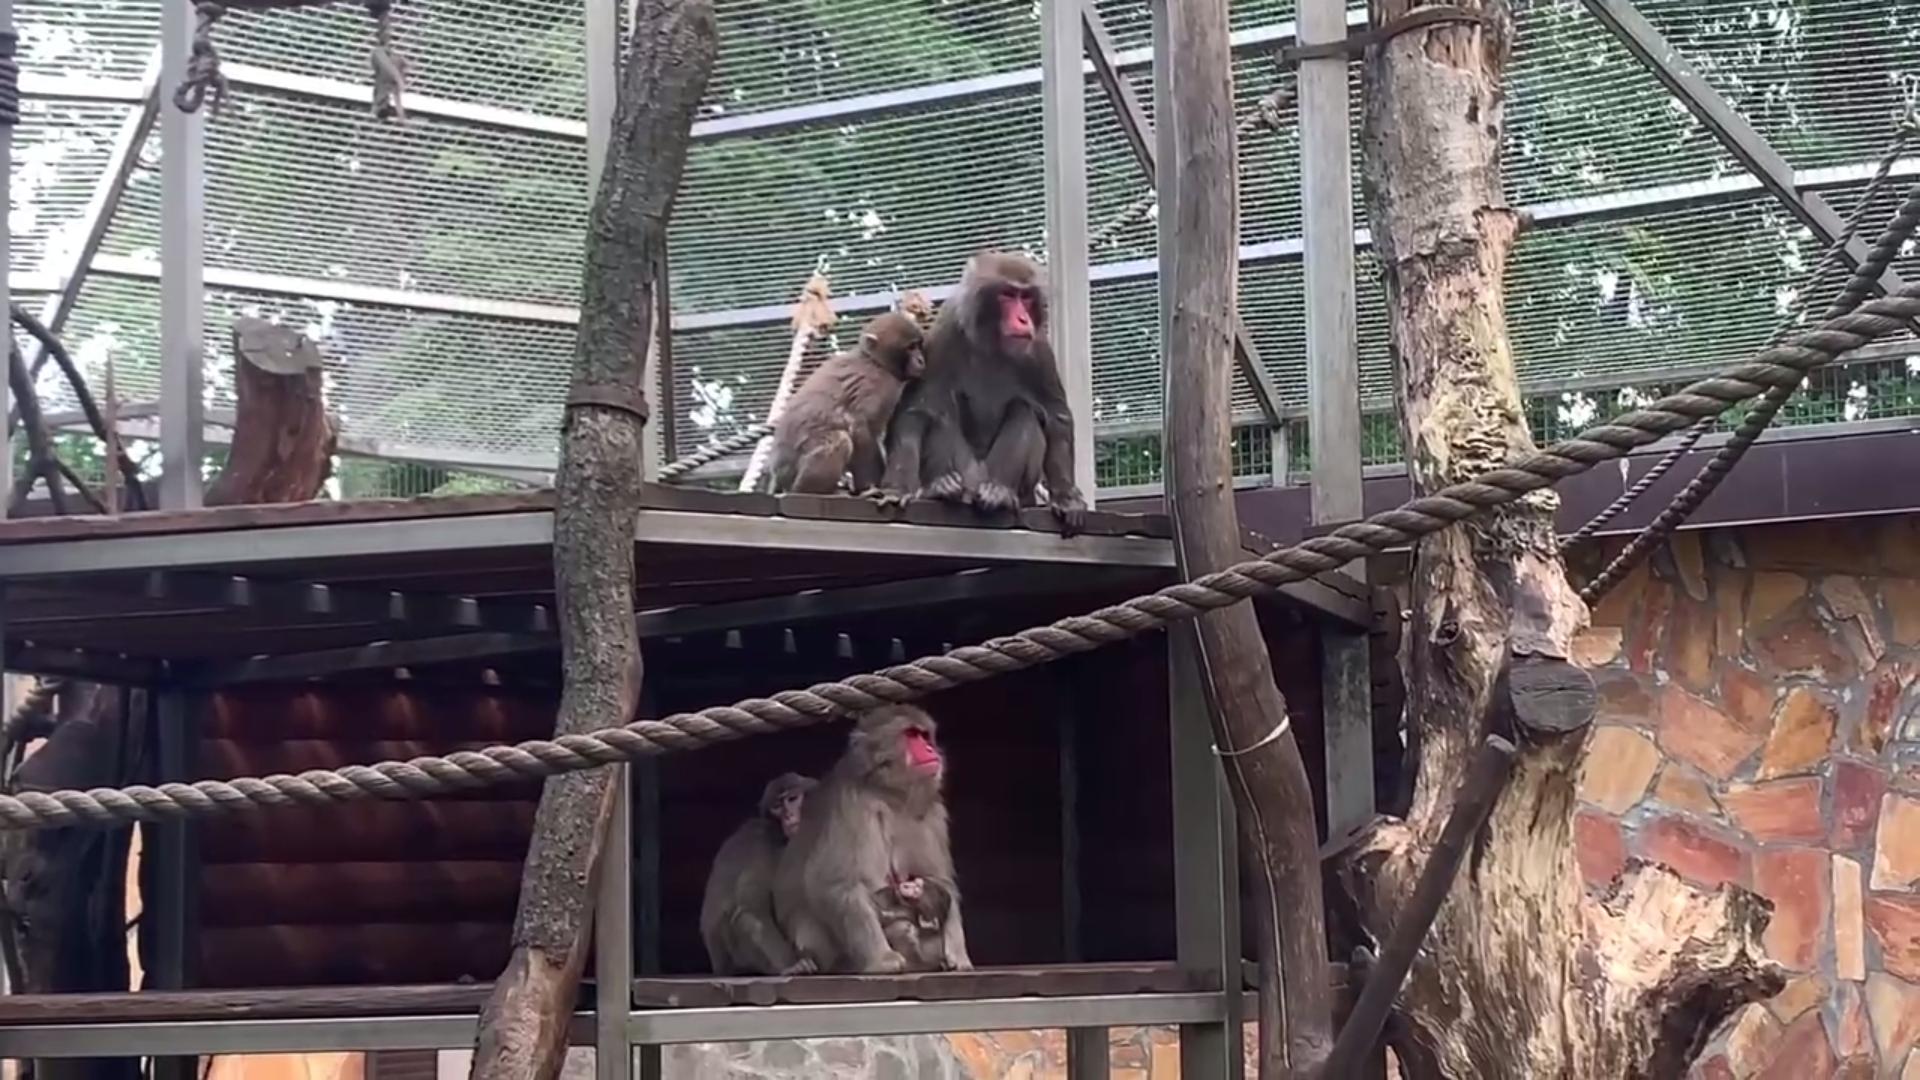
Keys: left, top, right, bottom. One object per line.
{"left": 879, "top": 252, "right": 1087, "bottom": 533}
{"left": 772, "top": 705, "right": 971, "bottom": 973}
{"left": 698, "top": 772, "right": 818, "bottom": 975}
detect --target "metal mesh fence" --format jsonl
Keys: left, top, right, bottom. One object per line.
{"left": 12, "top": 0, "right": 1920, "bottom": 495}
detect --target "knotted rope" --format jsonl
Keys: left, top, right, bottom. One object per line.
{"left": 173, "top": 1, "right": 229, "bottom": 115}
{"left": 5, "top": 283, "right": 1920, "bottom": 830}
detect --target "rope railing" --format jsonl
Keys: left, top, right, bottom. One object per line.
{"left": 5, "top": 281, "right": 1920, "bottom": 831}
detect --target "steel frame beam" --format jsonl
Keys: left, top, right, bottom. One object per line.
{"left": 1584, "top": 0, "right": 1910, "bottom": 295}
{"left": 0, "top": 511, "right": 1176, "bottom": 580}
{"left": 158, "top": 0, "right": 206, "bottom": 511}
{"left": 27, "top": 49, "right": 161, "bottom": 375}
{"left": 1079, "top": 2, "right": 1285, "bottom": 433}
{"left": 0, "top": 992, "right": 1221, "bottom": 1059}
{"left": 42, "top": 569, "right": 555, "bottom": 637}
{"left": 187, "top": 563, "right": 1173, "bottom": 685}
{"left": 1042, "top": 0, "right": 1098, "bottom": 504}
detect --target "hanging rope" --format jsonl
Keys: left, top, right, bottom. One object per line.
{"left": 173, "top": 1, "right": 230, "bottom": 115}
{"left": 1580, "top": 146, "right": 1920, "bottom": 602}
{"left": 5, "top": 276, "right": 1920, "bottom": 830}
{"left": 1568, "top": 125, "right": 1915, "bottom": 547}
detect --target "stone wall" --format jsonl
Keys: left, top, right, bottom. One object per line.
{"left": 1570, "top": 519, "right": 1920, "bottom": 1078}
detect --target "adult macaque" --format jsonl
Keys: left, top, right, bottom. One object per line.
{"left": 699, "top": 772, "right": 818, "bottom": 976}
{"left": 880, "top": 251, "right": 1087, "bottom": 533}
{"left": 773, "top": 705, "right": 971, "bottom": 973}
{"left": 770, "top": 311, "right": 926, "bottom": 495}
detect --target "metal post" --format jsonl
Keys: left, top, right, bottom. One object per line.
{"left": 632, "top": 756, "right": 662, "bottom": 1080}
{"left": 1059, "top": 691, "right": 1110, "bottom": 1080}
{"left": 0, "top": 0, "right": 14, "bottom": 517}
{"left": 148, "top": 689, "right": 198, "bottom": 1080}
{"left": 1041, "top": 0, "right": 1097, "bottom": 503}
{"left": 1298, "top": 0, "right": 1374, "bottom": 843}
{"left": 594, "top": 765, "right": 633, "bottom": 1080}
{"left": 1168, "top": 633, "right": 1242, "bottom": 1079}
{"left": 158, "top": 0, "right": 206, "bottom": 510}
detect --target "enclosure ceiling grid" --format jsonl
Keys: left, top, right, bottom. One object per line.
{"left": 18, "top": 0, "right": 156, "bottom": 81}
{"left": 668, "top": 93, "right": 1052, "bottom": 314}
{"left": 10, "top": 100, "right": 134, "bottom": 279}
{"left": 94, "top": 98, "right": 591, "bottom": 310}
{"left": 222, "top": 0, "right": 591, "bottom": 121}
{"left": 1637, "top": 0, "right": 1920, "bottom": 172}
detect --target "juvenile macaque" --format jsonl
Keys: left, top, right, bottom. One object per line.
{"left": 699, "top": 772, "right": 818, "bottom": 976}
{"left": 773, "top": 705, "right": 971, "bottom": 973}
{"left": 770, "top": 312, "right": 927, "bottom": 495}
{"left": 880, "top": 252, "right": 1087, "bottom": 533}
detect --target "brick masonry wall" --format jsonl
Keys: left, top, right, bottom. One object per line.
{"left": 1572, "top": 520, "right": 1920, "bottom": 1078}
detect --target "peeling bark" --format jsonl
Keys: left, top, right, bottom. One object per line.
{"left": 204, "top": 319, "right": 336, "bottom": 508}
{"left": 1340, "top": 2, "right": 1781, "bottom": 1076}
{"left": 467, "top": 4, "right": 715, "bottom": 1079}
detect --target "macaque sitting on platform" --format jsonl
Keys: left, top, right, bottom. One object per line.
{"left": 769, "top": 312, "right": 926, "bottom": 495}
{"left": 773, "top": 705, "right": 971, "bottom": 973}
{"left": 699, "top": 772, "right": 818, "bottom": 975}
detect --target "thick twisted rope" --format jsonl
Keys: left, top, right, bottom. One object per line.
{"left": 5, "top": 287, "right": 1920, "bottom": 831}
{"left": 655, "top": 423, "right": 771, "bottom": 483}
{"left": 1569, "top": 128, "right": 1913, "bottom": 552}
{"left": 1580, "top": 172, "right": 1920, "bottom": 602}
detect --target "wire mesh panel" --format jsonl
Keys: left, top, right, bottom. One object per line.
{"left": 15, "top": 0, "right": 1920, "bottom": 495}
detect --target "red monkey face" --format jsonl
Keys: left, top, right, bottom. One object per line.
{"left": 998, "top": 286, "right": 1038, "bottom": 356}
{"left": 902, "top": 723, "right": 943, "bottom": 778}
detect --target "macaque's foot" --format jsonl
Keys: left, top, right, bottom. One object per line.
{"left": 972, "top": 480, "right": 1019, "bottom": 514}
{"left": 922, "top": 471, "right": 970, "bottom": 503}
{"left": 946, "top": 956, "right": 974, "bottom": 973}
{"left": 870, "top": 486, "right": 914, "bottom": 509}
{"left": 866, "top": 950, "right": 909, "bottom": 974}
{"left": 779, "top": 957, "right": 818, "bottom": 976}
{"left": 1050, "top": 489, "right": 1088, "bottom": 536}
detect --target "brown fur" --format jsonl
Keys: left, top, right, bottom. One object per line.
{"left": 771, "top": 706, "right": 971, "bottom": 973}
{"left": 879, "top": 252, "right": 1086, "bottom": 533}
{"left": 770, "top": 312, "right": 925, "bottom": 494}
{"left": 698, "top": 773, "right": 818, "bottom": 975}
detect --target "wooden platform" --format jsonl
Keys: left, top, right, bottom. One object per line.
{"left": 0, "top": 487, "right": 1376, "bottom": 680}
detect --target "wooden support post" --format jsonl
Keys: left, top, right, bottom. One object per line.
{"left": 1156, "top": 0, "right": 1335, "bottom": 1071}
{"left": 469, "top": 3, "right": 714, "bottom": 1077}
{"left": 1059, "top": 684, "right": 1110, "bottom": 1080}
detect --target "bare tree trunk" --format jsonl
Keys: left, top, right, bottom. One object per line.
{"left": 1161, "top": 0, "right": 1333, "bottom": 1073}
{"left": 204, "top": 318, "right": 336, "bottom": 507}
{"left": 468, "top": 4, "right": 714, "bottom": 1079}
{"left": 1339, "top": 4, "right": 1781, "bottom": 1076}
